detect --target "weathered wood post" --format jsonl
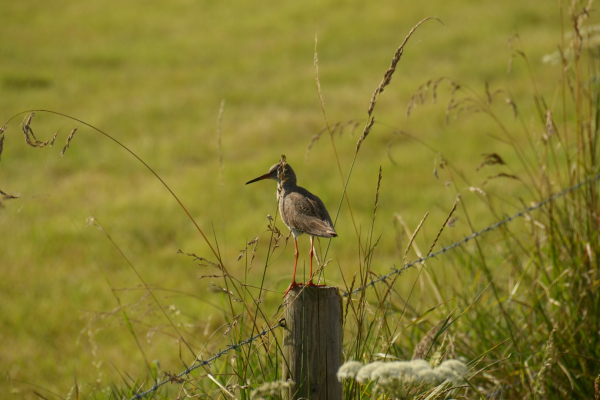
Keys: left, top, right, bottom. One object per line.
{"left": 282, "top": 285, "right": 343, "bottom": 400}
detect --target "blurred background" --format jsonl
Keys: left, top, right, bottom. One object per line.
{"left": 0, "top": 0, "right": 573, "bottom": 397}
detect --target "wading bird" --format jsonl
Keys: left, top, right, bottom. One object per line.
{"left": 246, "top": 156, "right": 337, "bottom": 296}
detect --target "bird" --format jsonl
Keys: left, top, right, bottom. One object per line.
{"left": 246, "top": 156, "right": 337, "bottom": 296}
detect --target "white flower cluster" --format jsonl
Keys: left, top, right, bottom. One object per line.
{"left": 337, "top": 359, "right": 468, "bottom": 398}
{"left": 250, "top": 379, "right": 295, "bottom": 400}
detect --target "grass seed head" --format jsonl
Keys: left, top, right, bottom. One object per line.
{"left": 50, "top": 129, "right": 59, "bottom": 147}
{"left": 356, "top": 117, "right": 375, "bottom": 153}
{"left": 412, "top": 321, "right": 444, "bottom": 360}
{"left": 61, "top": 127, "right": 78, "bottom": 156}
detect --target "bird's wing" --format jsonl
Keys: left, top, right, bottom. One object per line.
{"left": 283, "top": 189, "right": 337, "bottom": 238}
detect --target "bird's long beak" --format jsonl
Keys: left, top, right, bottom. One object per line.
{"left": 246, "top": 173, "right": 270, "bottom": 185}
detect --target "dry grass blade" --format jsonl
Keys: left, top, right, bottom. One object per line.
{"left": 400, "top": 212, "right": 429, "bottom": 263}
{"left": 343, "top": 272, "right": 357, "bottom": 324}
{"left": 544, "top": 109, "right": 555, "bottom": 142}
{"left": 207, "top": 373, "right": 235, "bottom": 398}
{"left": 386, "top": 135, "right": 398, "bottom": 166}
{"left": 373, "top": 166, "right": 382, "bottom": 222}
{"left": 0, "top": 133, "right": 4, "bottom": 161}
{"left": 217, "top": 99, "right": 225, "bottom": 187}
{"left": 481, "top": 173, "right": 519, "bottom": 186}
{"left": 426, "top": 195, "right": 460, "bottom": 257}
{"left": 311, "top": 258, "right": 332, "bottom": 284}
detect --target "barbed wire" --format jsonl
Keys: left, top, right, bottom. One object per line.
{"left": 343, "top": 171, "right": 600, "bottom": 297}
{"left": 129, "top": 319, "right": 285, "bottom": 400}
{"left": 129, "top": 172, "right": 599, "bottom": 399}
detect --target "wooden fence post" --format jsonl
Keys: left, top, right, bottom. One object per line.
{"left": 282, "top": 285, "right": 343, "bottom": 400}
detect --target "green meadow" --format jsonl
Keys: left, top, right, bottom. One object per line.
{"left": 1, "top": 0, "right": 598, "bottom": 398}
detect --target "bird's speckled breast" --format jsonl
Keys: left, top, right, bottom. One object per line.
{"left": 277, "top": 186, "right": 304, "bottom": 237}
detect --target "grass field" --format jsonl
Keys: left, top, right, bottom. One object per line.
{"left": 1, "top": 0, "right": 598, "bottom": 398}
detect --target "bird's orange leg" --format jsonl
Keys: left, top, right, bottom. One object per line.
{"left": 283, "top": 236, "right": 302, "bottom": 297}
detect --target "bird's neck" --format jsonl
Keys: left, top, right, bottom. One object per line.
{"left": 278, "top": 176, "right": 297, "bottom": 190}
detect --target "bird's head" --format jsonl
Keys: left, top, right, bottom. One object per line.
{"left": 246, "top": 161, "right": 296, "bottom": 186}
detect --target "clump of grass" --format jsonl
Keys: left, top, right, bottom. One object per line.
{"left": 394, "top": 1, "right": 600, "bottom": 398}
{"left": 321, "top": 2, "right": 598, "bottom": 399}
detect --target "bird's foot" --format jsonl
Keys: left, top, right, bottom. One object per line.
{"left": 283, "top": 281, "right": 302, "bottom": 298}
{"left": 306, "top": 280, "right": 326, "bottom": 287}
